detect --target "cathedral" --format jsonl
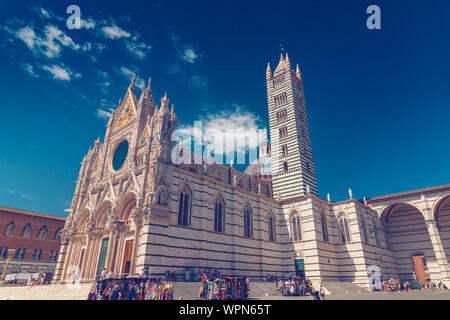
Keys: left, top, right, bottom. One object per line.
{"left": 54, "top": 54, "right": 450, "bottom": 289}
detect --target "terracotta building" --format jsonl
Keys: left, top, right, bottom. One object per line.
{"left": 0, "top": 206, "right": 66, "bottom": 282}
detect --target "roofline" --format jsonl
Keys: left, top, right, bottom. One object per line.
{"left": 0, "top": 206, "right": 67, "bottom": 221}
{"left": 367, "top": 184, "right": 450, "bottom": 203}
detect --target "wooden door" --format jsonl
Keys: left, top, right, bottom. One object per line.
{"left": 412, "top": 255, "right": 431, "bottom": 283}
{"left": 121, "top": 240, "right": 134, "bottom": 276}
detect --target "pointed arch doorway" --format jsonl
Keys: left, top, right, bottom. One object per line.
{"left": 121, "top": 240, "right": 134, "bottom": 277}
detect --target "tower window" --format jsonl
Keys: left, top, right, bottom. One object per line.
{"left": 283, "top": 161, "right": 288, "bottom": 172}
{"left": 273, "top": 75, "right": 285, "bottom": 88}
{"left": 279, "top": 126, "right": 288, "bottom": 139}
{"left": 274, "top": 92, "right": 287, "bottom": 107}
{"left": 276, "top": 109, "right": 288, "bottom": 122}
{"left": 281, "top": 144, "right": 288, "bottom": 157}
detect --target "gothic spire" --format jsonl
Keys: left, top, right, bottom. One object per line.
{"left": 296, "top": 64, "right": 302, "bottom": 81}
{"left": 266, "top": 62, "right": 272, "bottom": 79}
{"left": 284, "top": 52, "right": 291, "bottom": 68}
{"left": 129, "top": 75, "right": 136, "bottom": 90}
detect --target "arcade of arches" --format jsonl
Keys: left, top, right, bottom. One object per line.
{"left": 372, "top": 193, "right": 450, "bottom": 284}
{"left": 59, "top": 194, "right": 141, "bottom": 282}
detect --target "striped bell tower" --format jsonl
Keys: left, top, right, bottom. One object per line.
{"left": 266, "top": 53, "right": 318, "bottom": 199}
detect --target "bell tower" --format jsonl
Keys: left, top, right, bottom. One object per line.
{"left": 266, "top": 53, "right": 318, "bottom": 199}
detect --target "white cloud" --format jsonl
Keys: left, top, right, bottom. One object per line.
{"left": 174, "top": 104, "right": 265, "bottom": 162}
{"left": 181, "top": 47, "right": 198, "bottom": 63}
{"left": 21, "top": 63, "right": 39, "bottom": 78}
{"left": 125, "top": 39, "right": 152, "bottom": 59}
{"left": 12, "top": 24, "right": 81, "bottom": 58}
{"left": 81, "top": 18, "right": 96, "bottom": 30}
{"left": 41, "top": 64, "right": 75, "bottom": 81}
{"left": 16, "top": 27, "right": 36, "bottom": 49}
{"left": 5, "top": 189, "right": 32, "bottom": 200}
{"left": 96, "top": 108, "right": 114, "bottom": 120}
{"left": 170, "top": 33, "right": 201, "bottom": 64}
{"left": 101, "top": 24, "right": 131, "bottom": 39}
{"left": 116, "top": 66, "right": 145, "bottom": 90}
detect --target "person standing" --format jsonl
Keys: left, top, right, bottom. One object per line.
{"left": 110, "top": 284, "right": 121, "bottom": 300}
{"left": 319, "top": 285, "right": 325, "bottom": 300}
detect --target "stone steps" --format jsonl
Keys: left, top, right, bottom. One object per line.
{"left": 0, "top": 281, "right": 279, "bottom": 300}
{"left": 0, "top": 283, "right": 93, "bottom": 300}
{"left": 319, "top": 281, "right": 370, "bottom": 295}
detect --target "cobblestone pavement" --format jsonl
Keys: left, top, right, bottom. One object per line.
{"left": 253, "top": 290, "right": 450, "bottom": 300}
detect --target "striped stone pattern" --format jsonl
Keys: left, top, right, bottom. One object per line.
{"left": 438, "top": 198, "right": 450, "bottom": 263}
{"left": 136, "top": 168, "right": 296, "bottom": 280}
{"left": 266, "top": 55, "right": 318, "bottom": 199}
{"left": 387, "top": 204, "right": 439, "bottom": 281}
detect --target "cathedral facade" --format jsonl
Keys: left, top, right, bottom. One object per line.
{"left": 54, "top": 54, "right": 450, "bottom": 288}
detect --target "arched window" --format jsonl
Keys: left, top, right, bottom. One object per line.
{"left": 177, "top": 187, "right": 192, "bottom": 226}
{"left": 361, "top": 218, "right": 368, "bottom": 244}
{"left": 38, "top": 226, "right": 48, "bottom": 240}
{"left": 54, "top": 228, "right": 62, "bottom": 241}
{"left": 215, "top": 171, "right": 222, "bottom": 182}
{"left": 338, "top": 214, "right": 351, "bottom": 243}
{"left": 214, "top": 196, "right": 225, "bottom": 233}
{"left": 0, "top": 247, "right": 8, "bottom": 259}
{"left": 15, "top": 248, "right": 25, "bottom": 260}
{"left": 290, "top": 211, "right": 302, "bottom": 241}
{"left": 244, "top": 205, "right": 253, "bottom": 238}
{"left": 373, "top": 220, "right": 380, "bottom": 247}
{"left": 268, "top": 213, "right": 276, "bottom": 242}
{"left": 321, "top": 213, "right": 329, "bottom": 242}
{"left": 4, "top": 221, "right": 15, "bottom": 236}
{"left": 21, "top": 223, "right": 32, "bottom": 238}
{"left": 32, "top": 249, "right": 38, "bottom": 260}
{"left": 49, "top": 250, "right": 58, "bottom": 262}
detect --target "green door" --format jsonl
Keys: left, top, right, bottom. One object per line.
{"left": 96, "top": 238, "right": 110, "bottom": 280}
{"left": 295, "top": 259, "right": 305, "bottom": 278}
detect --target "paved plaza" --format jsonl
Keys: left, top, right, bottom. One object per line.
{"left": 255, "top": 290, "right": 450, "bottom": 300}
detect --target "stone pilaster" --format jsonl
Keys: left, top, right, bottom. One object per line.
{"left": 425, "top": 220, "right": 450, "bottom": 282}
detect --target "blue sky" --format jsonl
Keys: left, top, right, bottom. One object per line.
{"left": 0, "top": 0, "right": 449, "bottom": 217}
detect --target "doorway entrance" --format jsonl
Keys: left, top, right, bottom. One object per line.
{"left": 412, "top": 255, "right": 431, "bottom": 283}
{"left": 95, "top": 238, "right": 109, "bottom": 280}
{"left": 295, "top": 259, "right": 305, "bottom": 279}
{"left": 121, "top": 240, "right": 134, "bottom": 277}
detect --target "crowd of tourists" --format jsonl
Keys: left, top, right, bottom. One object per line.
{"left": 87, "top": 278, "right": 174, "bottom": 300}
{"left": 420, "top": 279, "right": 447, "bottom": 290}
{"left": 375, "top": 278, "right": 448, "bottom": 292}
{"left": 198, "top": 272, "right": 250, "bottom": 300}
{"left": 27, "top": 272, "right": 52, "bottom": 288}
{"left": 277, "top": 276, "right": 325, "bottom": 299}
